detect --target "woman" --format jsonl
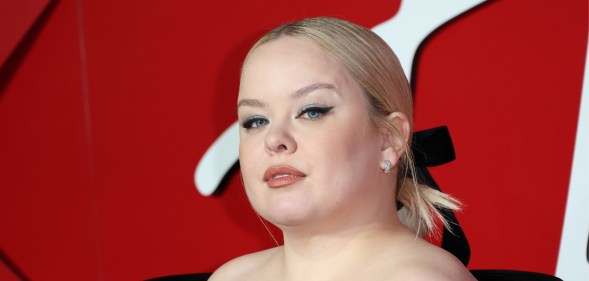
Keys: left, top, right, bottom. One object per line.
{"left": 210, "top": 17, "right": 475, "bottom": 281}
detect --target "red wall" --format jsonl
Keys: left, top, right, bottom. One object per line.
{"left": 0, "top": 0, "right": 587, "bottom": 280}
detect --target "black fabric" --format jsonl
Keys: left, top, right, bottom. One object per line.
{"left": 412, "top": 126, "right": 456, "bottom": 167}
{"left": 415, "top": 164, "right": 471, "bottom": 266}
{"left": 471, "top": 270, "right": 563, "bottom": 281}
{"left": 412, "top": 127, "right": 562, "bottom": 281}
{"left": 145, "top": 273, "right": 212, "bottom": 281}
{"left": 145, "top": 270, "right": 565, "bottom": 281}
{"left": 411, "top": 126, "right": 470, "bottom": 266}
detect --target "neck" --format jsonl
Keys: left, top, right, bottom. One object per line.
{"left": 276, "top": 214, "right": 410, "bottom": 280}
{"left": 272, "top": 173, "right": 408, "bottom": 280}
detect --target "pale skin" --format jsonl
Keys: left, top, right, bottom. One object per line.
{"left": 209, "top": 36, "right": 476, "bottom": 281}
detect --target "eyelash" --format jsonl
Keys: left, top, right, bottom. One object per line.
{"left": 242, "top": 116, "right": 268, "bottom": 129}
{"left": 296, "top": 106, "right": 334, "bottom": 120}
{"left": 241, "top": 106, "right": 334, "bottom": 130}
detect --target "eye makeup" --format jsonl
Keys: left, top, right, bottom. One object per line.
{"left": 296, "top": 105, "right": 334, "bottom": 120}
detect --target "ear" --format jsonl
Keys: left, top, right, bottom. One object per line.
{"left": 380, "top": 112, "right": 410, "bottom": 167}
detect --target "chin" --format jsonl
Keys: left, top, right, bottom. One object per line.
{"left": 258, "top": 202, "right": 315, "bottom": 228}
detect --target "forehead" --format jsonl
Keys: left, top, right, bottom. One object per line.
{"left": 239, "top": 37, "right": 353, "bottom": 96}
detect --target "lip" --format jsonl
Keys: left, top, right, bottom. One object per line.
{"left": 263, "top": 165, "right": 307, "bottom": 188}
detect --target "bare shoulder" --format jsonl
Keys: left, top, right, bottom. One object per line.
{"left": 391, "top": 238, "right": 476, "bottom": 281}
{"left": 208, "top": 247, "right": 280, "bottom": 281}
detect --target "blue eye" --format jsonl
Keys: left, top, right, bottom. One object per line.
{"left": 297, "top": 106, "right": 334, "bottom": 120}
{"left": 242, "top": 117, "right": 269, "bottom": 129}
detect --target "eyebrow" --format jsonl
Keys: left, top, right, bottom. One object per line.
{"left": 237, "top": 83, "right": 338, "bottom": 108}
{"left": 237, "top": 98, "right": 265, "bottom": 108}
{"left": 290, "top": 82, "right": 338, "bottom": 99}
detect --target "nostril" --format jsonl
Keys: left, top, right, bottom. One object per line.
{"left": 264, "top": 127, "right": 296, "bottom": 154}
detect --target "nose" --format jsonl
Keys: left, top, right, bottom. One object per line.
{"left": 264, "top": 122, "right": 297, "bottom": 155}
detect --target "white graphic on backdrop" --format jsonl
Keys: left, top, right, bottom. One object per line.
{"left": 194, "top": 1, "right": 589, "bottom": 279}
{"left": 555, "top": 38, "right": 589, "bottom": 281}
{"left": 194, "top": 0, "right": 485, "bottom": 196}
{"left": 194, "top": 122, "right": 239, "bottom": 196}
{"left": 372, "top": 0, "right": 483, "bottom": 80}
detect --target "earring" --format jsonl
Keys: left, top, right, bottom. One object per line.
{"left": 384, "top": 160, "right": 391, "bottom": 174}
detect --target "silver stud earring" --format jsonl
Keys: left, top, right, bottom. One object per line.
{"left": 384, "top": 160, "right": 391, "bottom": 174}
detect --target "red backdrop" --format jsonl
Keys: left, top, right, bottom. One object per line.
{"left": 0, "top": 0, "right": 587, "bottom": 280}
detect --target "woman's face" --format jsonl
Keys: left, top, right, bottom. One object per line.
{"left": 238, "top": 36, "right": 391, "bottom": 229}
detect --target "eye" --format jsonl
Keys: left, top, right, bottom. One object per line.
{"left": 297, "top": 106, "right": 334, "bottom": 120}
{"left": 242, "top": 117, "right": 269, "bottom": 129}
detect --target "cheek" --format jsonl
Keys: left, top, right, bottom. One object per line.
{"left": 238, "top": 135, "right": 266, "bottom": 201}
{"left": 315, "top": 115, "right": 377, "bottom": 161}
{"left": 310, "top": 117, "right": 380, "bottom": 188}
{"left": 239, "top": 132, "right": 264, "bottom": 167}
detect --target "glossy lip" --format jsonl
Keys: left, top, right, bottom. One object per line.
{"left": 263, "top": 165, "right": 307, "bottom": 188}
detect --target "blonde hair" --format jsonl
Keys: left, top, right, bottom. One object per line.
{"left": 247, "top": 17, "right": 459, "bottom": 236}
